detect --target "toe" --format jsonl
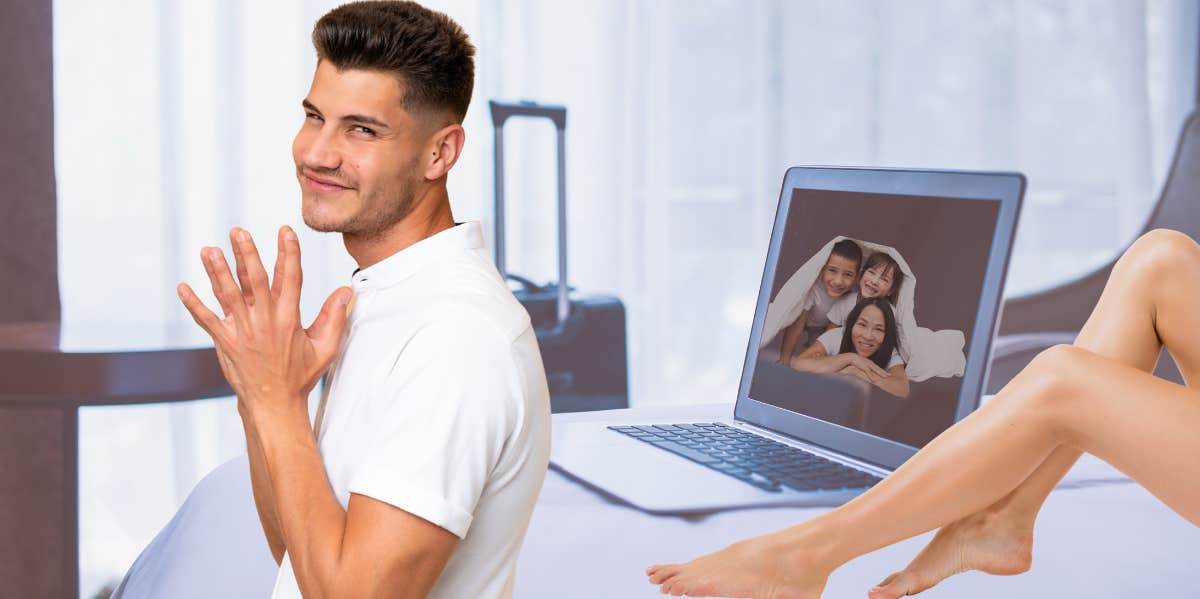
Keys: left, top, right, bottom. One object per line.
{"left": 649, "top": 565, "right": 681, "bottom": 585}
{"left": 868, "top": 571, "right": 914, "bottom": 599}
{"left": 666, "top": 577, "right": 690, "bottom": 597}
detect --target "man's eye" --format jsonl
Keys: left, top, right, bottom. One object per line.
{"left": 353, "top": 125, "right": 376, "bottom": 136}
{"left": 306, "top": 113, "right": 323, "bottom": 121}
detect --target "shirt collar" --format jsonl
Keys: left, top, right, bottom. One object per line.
{"left": 350, "top": 221, "right": 484, "bottom": 292}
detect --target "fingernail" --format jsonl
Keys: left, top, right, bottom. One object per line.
{"left": 237, "top": 229, "right": 250, "bottom": 242}
{"left": 285, "top": 227, "right": 297, "bottom": 241}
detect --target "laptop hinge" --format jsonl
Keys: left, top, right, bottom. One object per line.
{"left": 732, "top": 420, "right": 892, "bottom": 477}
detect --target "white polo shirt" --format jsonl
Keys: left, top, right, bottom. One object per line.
{"left": 271, "top": 221, "right": 552, "bottom": 599}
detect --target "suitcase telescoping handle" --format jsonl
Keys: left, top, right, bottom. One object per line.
{"left": 489, "top": 100, "right": 569, "bottom": 329}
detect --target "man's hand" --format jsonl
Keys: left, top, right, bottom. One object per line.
{"left": 176, "top": 226, "right": 353, "bottom": 418}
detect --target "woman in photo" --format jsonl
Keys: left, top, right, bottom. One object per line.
{"left": 791, "top": 297, "right": 909, "bottom": 399}
{"left": 646, "top": 229, "right": 1200, "bottom": 599}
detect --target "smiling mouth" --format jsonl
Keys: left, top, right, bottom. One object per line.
{"left": 301, "top": 173, "right": 352, "bottom": 192}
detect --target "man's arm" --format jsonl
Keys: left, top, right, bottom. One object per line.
{"left": 252, "top": 402, "right": 458, "bottom": 599}
{"left": 177, "top": 227, "right": 460, "bottom": 598}
{"left": 240, "top": 402, "right": 286, "bottom": 565}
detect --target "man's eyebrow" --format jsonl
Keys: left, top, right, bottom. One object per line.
{"left": 344, "top": 113, "right": 391, "bottom": 130}
{"left": 301, "top": 99, "right": 391, "bottom": 130}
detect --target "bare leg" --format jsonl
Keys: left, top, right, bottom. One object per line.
{"left": 870, "top": 228, "right": 1200, "bottom": 597}
{"left": 646, "top": 230, "right": 1200, "bottom": 598}
{"left": 649, "top": 345, "right": 1200, "bottom": 598}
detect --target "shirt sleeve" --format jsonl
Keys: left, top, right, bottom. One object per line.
{"left": 799, "top": 284, "right": 818, "bottom": 312}
{"left": 346, "top": 311, "right": 517, "bottom": 539}
{"left": 816, "top": 327, "right": 843, "bottom": 355}
{"left": 827, "top": 292, "right": 857, "bottom": 326}
{"left": 887, "top": 350, "right": 906, "bottom": 370}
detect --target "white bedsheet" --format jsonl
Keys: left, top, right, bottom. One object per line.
{"left": 110, "top": 405, "right": 1199, "bottom": 599}
{"left": 109, "top": 457, "right": 277, "bottom": 598}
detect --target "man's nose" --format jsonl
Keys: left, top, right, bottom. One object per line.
{"left": 302, "top": 129, "right": 342, "bottom": 171}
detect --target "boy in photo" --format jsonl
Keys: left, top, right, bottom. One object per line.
{"left": 776, "top": 239, "right": 863, "bottom": 364}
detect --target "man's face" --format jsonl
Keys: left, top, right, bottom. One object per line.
{"left": 292, "top": 61, "right": 426, "bottom": 237}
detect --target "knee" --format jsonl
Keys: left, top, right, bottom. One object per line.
{"left": 1024, "top": 343, "right": 1079, "bottom": 381}
{"left": 1009, "top": 344, "right": 1092, "bottom": 438}
{"left": 1135, "top": 228, "right": 1196, "bottom": 252}
{"left": 1121, "top": 228, "right": 1200, "bottom": 277}
{"left": 1017, "top": 344, "right": 1084, "bottom": 406}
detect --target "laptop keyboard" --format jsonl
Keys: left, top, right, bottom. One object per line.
{"left": 607, "top": 423, "right": 883, "bottom": 493}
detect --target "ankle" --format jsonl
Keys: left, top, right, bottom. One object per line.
{"left": 776, "top": 517, "right": 849, "bottom": 573}
{"left": 987, "top": 498, "right": 1040, "bottom": 527}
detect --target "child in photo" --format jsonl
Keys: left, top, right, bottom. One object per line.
{"left": 776, "top": 239, "right": 863, "bottom": 364}
{"left": 825, "top": 251, "right": 905, "bottom": 330}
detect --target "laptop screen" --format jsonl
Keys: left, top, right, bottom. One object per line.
{"left": 746, "top": 187, "right": 1002, "bottom": 449}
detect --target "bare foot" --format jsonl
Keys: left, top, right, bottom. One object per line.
{"left": 867, "top": 509, "right": 1033, "bottom": 598}
{"left": 646, "top": 531, "right": 831, "bottom": 598}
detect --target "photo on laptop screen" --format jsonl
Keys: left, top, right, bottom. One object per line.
{"left": 749, "top": 188, "right": 1001, "bottom": 448}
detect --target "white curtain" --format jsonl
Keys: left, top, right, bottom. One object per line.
{"left": 54, "top": 0, "right": 1196, "bottom": 595}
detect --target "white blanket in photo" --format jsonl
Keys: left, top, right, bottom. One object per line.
{"left": 759, "top": 236, "right": 965, "bottom": 382}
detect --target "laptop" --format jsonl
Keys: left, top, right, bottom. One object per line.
{"left": 551, "top": 166, "right": 1025, "bottom": 513}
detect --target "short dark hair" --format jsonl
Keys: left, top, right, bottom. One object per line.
{"left": 313, "top": 1, "right": 475, "bottom": 122}
{"left": 829, "top": 239, "right": 864, "bottom": 270}
{"left": 839, "top": 297, "right": 900, "bottom": 370}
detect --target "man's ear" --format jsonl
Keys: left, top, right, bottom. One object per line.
{"left": 423, "top": 123, "right": 466, "bottom": 181}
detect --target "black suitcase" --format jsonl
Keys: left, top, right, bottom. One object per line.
{"left": 489, "top": 100, "right": 629, "bottom": 413}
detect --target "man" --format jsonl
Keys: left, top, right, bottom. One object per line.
{"left": 176, "top": 2, "right": 552, "bottom": 598}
